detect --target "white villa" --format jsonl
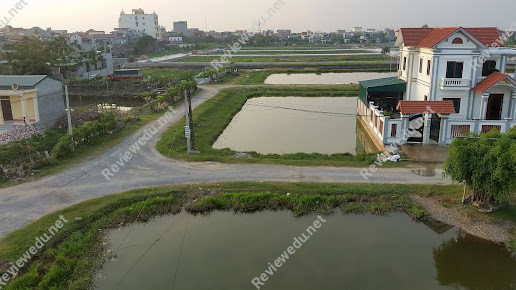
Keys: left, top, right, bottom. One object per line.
{"left": 358, "top": 27, "right": 516, "bottom": 146}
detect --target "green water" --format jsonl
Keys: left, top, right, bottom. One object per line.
{"left": 93, "top": 212, "right": 516, "bottom": 290}
{"left": 212, "top": 97, "right": 378, "bottom": 155}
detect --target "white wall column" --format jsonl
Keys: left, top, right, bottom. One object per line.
{"left": 20, "top": 93, "right": 28, "bottom": 123}
{"left": 0, "top": 98, "right": 4, "bottom": 125}
{"left": 430, "top": 55, "right": 440, "bottom": 101}
{"left": 32, "top": 97, "right": 40, "bottom": 122}
{"left": 500, "top": 55, "right": 507, "bottom": 74}
{"left": 479, "top": 93, "right": 490, "bottom": 120}
{"left": 422, "top": 113, "right": 432, "bottom": 144}
{"left": 439, "top": 115, "right": 449, "bottom": 144}
{"left": 511, "top": 91, "right": 516, "bottom": 120}
{"left": 399, "top": 114, "right": 410, "bottom": 144}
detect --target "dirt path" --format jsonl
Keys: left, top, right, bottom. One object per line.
{"left": 410, "top": 195, "right": 512, "bottom": 243}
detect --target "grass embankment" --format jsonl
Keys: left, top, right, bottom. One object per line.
{"left": 141, "top": 68, "right": 195, "bottom": 79}
{"left": 0, "top": 182, "right": 463, "bottom": 289}
{"left": 178, "top": 55, "right": 391, "bottom": 63}
{"left": 211, "top": 49, "right": 372, "bottom": 55}
{"left": 156, "top": 86, "right": 392, "bottom": 167}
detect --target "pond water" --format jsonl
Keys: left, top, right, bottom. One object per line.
{"left": 264, "top": 72, "right": 394, "bottom": 85}
{"left": 212, "top": 97, "right": 377, "bottom": 155}
{"left": 94, "top": 211, "right": 516, "bottom": 290}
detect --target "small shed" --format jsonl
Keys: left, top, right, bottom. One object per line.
{"left": 0, "top": 75, "right": 64, "bottom": 128}
{"left": 359, "top": 77, "right": 406, "bottom": 112}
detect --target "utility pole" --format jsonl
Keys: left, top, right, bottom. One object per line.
{"left": 184, "top": 88, "right": 195, "bottom": 153}
{"left": 64, "top": 79, "right": 74, "bottom": 151}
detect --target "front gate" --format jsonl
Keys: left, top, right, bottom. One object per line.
{"left": 407, "top": 114, "right": 423, "bottom": 143}
{"left": 429, "top": 114, "right": 441, "bottom": 143}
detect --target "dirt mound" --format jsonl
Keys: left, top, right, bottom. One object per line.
{"left": 0, "top": 125, "right": 42, "bottom": 145}
{"left": 54, "top": 111, "right": 101, "bottom": 130}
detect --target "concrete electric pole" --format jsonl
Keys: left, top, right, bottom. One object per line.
{"left": 184, "top": 88, "right": 195, "bottom": 153}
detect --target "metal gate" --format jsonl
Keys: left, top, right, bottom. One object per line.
{"left": 429, "top": 114, "right": 441, "bottom": 143}
{"left": 407, "top": 114, "right": 423, "bottom": 143}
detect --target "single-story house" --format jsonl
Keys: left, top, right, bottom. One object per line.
{"left": 0, "top": 75, "right": 65, "bottom": 128}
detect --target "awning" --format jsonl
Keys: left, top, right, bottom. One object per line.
{"left": 396, "top": 101, "right": 456, "bottom": 114}
{"left": 359, "top": 77, "right": 406, "bottom": 103}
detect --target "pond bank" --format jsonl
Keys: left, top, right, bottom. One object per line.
{"left": 410, "top": 195, "right": 513, "bottom": 243}
{"left": 0, "top": 182, "right": 465, "bottom": 289}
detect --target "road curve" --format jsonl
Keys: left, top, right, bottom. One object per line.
{"left": 0, "top": 85, "right": 449, "bottom": 238}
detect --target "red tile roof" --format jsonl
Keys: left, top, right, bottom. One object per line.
{"left": 399, "top": 27, "right": 502, "bottom": 48}
{"left": 464, "top": 28, "right": 504, "bottom": 46}
{"left": 416, "top": 27, "right": 461, "bottom": 48}
{"left": 473, "top": 72, "right": 516, "bottom": 94}
{"left": 396, "top": 101, "right": 456, "bottom": 114}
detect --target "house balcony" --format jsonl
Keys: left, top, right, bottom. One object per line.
{"left": 440, "top": 78, "right": 471, "bottom": 90}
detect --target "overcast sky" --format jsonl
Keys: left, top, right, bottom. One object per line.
{"left": 1, "top": 0, "right": 515, "bottom": 33}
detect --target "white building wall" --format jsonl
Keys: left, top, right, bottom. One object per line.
{"left": 119, "top": 10, "right": 162, "bottom": 39}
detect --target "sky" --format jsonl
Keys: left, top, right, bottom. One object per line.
{"left": 1, "top": 0, "right": 515, "bottom": 33}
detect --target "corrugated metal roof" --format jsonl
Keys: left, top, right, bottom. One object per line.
{"left": 359, "top": 77, "right": 406, "bottom": 88}
{"left": 0, "top": 75, "right": 48, "bottom": 88}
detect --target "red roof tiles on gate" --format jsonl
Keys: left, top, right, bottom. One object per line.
{"left": 396, "top": 101, "right": 456, "bottom": 114}
{"left": 473, "top": 72, "right": 516, "bottom": 94}
{"left": 399, "top": 27, "right": 502, "bottom": 48}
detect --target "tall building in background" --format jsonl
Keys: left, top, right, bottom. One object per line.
{"left": 119, "top": 8, "right": 162, "bottom": 39}
{"left": 173, "top": 21, "right": 188, "bottom": 35}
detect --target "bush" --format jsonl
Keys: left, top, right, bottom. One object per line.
{"left": 51, "top": 112, "right": 118, "bottom": 159}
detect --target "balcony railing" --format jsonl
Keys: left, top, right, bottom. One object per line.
{"left": 440, "top": 78, "right": 471, "bottom": 89}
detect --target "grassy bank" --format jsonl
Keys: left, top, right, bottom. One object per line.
{"left": 212, "top": 49, "right": 372, "bottom": 55}
{"left": 178, "top": 55, "right": 391, "bottom": 63}
{"left": 0, "top": 182, "right": 463, "bottom": 289}
{"left": 156, "top": 86, "right": 394, "bottom": 167}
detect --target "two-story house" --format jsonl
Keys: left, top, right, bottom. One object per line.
{"left": 358, "top": 27, "right": 516, "bottom": 146}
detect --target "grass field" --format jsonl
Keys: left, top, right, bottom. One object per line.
{"left": 178, "top": 55, "right": 391, "bottom": 63}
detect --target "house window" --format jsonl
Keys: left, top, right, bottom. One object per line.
{"left": 443, "top": 98, "right": 461, "bottom": 113}
{"left": 446, "top": 61, "right": 464, "bottom": 78}
{"left": 452, "top": 37, "right": 463, "bottom": 44}
{"left": 427, "top": 60, "right": 431, "bottom": 75}
{"left": 482, "top": 60, "right": 497, "bottom": 76}
{"left": 403, "top": 57, "right": 407, "bottom": 70}
{"left": 424, "top": 95, "right": 428, "bottom": 101}
{"left": 419, "top": 58, "right": 423, "bottom": 73}
{"left": 391, "top": 124, "right": 397, "bottom": 137}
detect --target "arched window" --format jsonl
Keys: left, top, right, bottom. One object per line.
{"left": 452, "top": 37, "right": 463, "bottom": 44}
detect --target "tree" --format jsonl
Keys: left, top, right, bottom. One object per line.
{"left": 4, "top": 37, "right": 52, "bottom": 75}
{"left": 46, "top": 37, "right": 82, "bottom": 79}
{"left": 4, "top": 36, "right": 103, "bottom": 79}
{"left": 80, "top": 50, "right": 104, "bottom": 78}
{"left": 444, "top": 127, "right": 516, "bottom": 208}
{"left": 381, "top": 47, "right": 391, "bottom": 55}
{"left": 132, "top": 35, "right": 157, "bottom": 55}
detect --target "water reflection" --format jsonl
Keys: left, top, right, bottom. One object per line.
{"left": 94, "top": 212, "right": 515, "bottom": 290}
{"left": 264, "top": 72, "right": 394, "bottom": 85}
{"left": 433, "top": 233, "right": 516, "bottom": 289}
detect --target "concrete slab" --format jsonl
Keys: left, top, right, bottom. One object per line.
{"left": 401, "top": 144, "right": 449, "bottom": 163}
